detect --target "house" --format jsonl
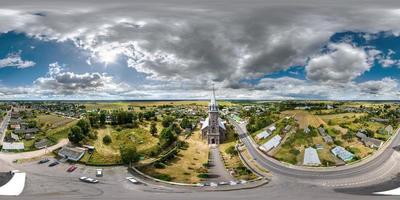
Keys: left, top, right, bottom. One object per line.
{"left": 318, "top": 127, "right": 333, "bottom": 143}
{"left": 10, "top": 133, "right": 19, "bottom": 142}
{"left": 58, "top": 146, "right": 86, "bottom": 162}
{"left": 384, "top": 125, "right": 394, "bottom": 135}
{"left": 283, "top": 125, "right": 292, "bottom": 133}
{"left": 370, "top": 118, "right": 389, "bottom": 123}
{"left": 256, "top": 131, "right": 270, "bottom": 140}
{"left": 14, "top": 128, "right": 39, "bottom": 135}
{"left": 356, "top": 130, "right": 384, "bottom": 149}
{"left": 267, "top": 125, "right": 276, "bottom": 133}
{"left": 331, "top": 146, "right": 354, "bottom": 162}
{"left": 24, "top": 134, "right": 35, "bottom": 140}
{"left": 34, "top": 139, "right": 49, "bottom": 149}
{"left": 259, "top": 135, "right": 282, "bottom": 152}
{"left": 2, "top": 142, "right": 24, "bottom": 151}
{"left": 303, "top": 147, "right": 321, "bottom": 166}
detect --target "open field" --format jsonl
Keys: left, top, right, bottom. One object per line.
{"left": 281, "top": 110, "right": 326, "bottom": 129}
{"left": 36, "top": 114, "right": 75, "bottom": 129}
{"left": 87, "top": 126, "right": 159, "bottom": 165}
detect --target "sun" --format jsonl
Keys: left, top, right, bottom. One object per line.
{"left": 98, "top": 50, "right": 118, "bottom": 65}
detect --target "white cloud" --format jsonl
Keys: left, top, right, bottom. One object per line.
{"left": 34, "top": 62, "right": 127, "bottom": 95}
{"left": 306, "top": 43, "right": 372, "bottom": 83}
{"left": 0, "top": 52, "right": 35, "bottom": 69}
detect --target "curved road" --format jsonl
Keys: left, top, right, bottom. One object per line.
{"left": 231, "top": 119, "right": 400, "bottom": 180}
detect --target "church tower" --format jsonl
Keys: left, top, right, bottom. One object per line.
{"left": 201, "top": 87, "right": 226, "bottom": 144}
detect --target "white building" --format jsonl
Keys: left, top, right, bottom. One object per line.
{"left": 303, "top": 147, "right": 321, "bottom": 166}
{"left": 256, "top": 131, "right": 270, "bottom": 140}
{"left": 259, "top": 135, "right": 282, "bottom": 152}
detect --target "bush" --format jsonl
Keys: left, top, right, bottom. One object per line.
{"left": 155, "top": 174, "right": 172, "bottom": 181}
{"left": 197, "top": 173, "right": 209, "bottom": 178}
{"left": 154, "top": 162, "right": 166, "bottom": 169}
{"left": 225, "top": 146, "right": 238, "bottom": 156}
{"left": 103, "top": 135, "right": 112, "bottom": 145}
{"left": 289, "top": 148, "right": 300, "bottom": 156}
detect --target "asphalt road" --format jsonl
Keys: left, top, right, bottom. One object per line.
{"left": 0, "top": 111, "right": 10, "bottom": 145}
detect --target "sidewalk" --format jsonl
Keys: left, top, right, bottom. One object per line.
{"left": 206, "top": 146, "right": 235, "bottom": 183}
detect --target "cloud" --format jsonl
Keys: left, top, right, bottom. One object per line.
{"left": 34, "top": 62, "right": 124, "bottom": 95}
{"left": 1, "top": 1, "right": 400, "bottom": 86}
{"left": 0, "top": 52, "right": 35, "bottom": 69}
{"left": 305, "top": 43, "right": 372, "bottom": 83}
{"left": 358, "top": 77, "right": 398, "bottom": 95}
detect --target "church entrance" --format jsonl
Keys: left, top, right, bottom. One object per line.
{"left": 211, "top": 138, "right": 215, "bottom": 144}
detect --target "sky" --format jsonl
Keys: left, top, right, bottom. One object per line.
{"left": 0, "top": 0, "right": 400, "bottom": 100}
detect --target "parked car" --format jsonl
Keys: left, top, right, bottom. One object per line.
{"left": 126, "top": 177, "right": 140, "bottom": 184}
{"left": 48, "top": 161, "right": 59, "bottom": 167}
{"left": 38, "top": 159, "right": 50, "bottom": 164}
{"left": 96, "top": 169, "right": 103, "bottom": 177}
{"left": 67, "top": 165, "right": 77, "bottom": 172}
{"left": 79, "top": 177, "right": 99, "bottom": 184}
{"left": 218, "top": 181, "right": 229, "bottom": 185}
{"left": 210, "top": 182, "right": 218, "bottom": 187}
{"left": 229, "top": 181, "right": 237, "bottom": 186}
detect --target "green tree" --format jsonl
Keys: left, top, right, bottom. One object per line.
{"left": 77, "top": 119, "right": 91, "bottom": 136}
{"left": 120, "top": 143, "right": 140, "bottom": 164}
{"left": 68, "top": 126, "right": 84, "bottom": 144}
{"left": 160, "top": 127, "right": 176, "bottom": 147}
{"left": 103, "top": 135, "right": 112, "bottom": 145}
{"left": 162, "top": 116, "right": 174, "bottom": 127}
{"left": 180, "top": 117, "right": 192, "bottom": 130}
{"left": 225, "top": 146, "right": 238, "bottom": 156}
{"left": 150, "top": 122, "right": 157, "bottom": 136}
{"left": 99, "top": 112, "right": 106, "bottom": 125}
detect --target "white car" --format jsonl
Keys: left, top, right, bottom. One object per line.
{"left": 210, "top": 182, "right": 218, "bottom": 187}
{"left": 96, "top": 169, "right": 103, "bottom": 177}
{"left": 126, "top": 177, "right": 139, "bottom": 184}
{"left": 79, "top": 176, "right": 99, "bottom": 184}
{"left": 229, "top": 181, "right": 237, "bottom": 185}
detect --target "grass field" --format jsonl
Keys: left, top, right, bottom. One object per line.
{"left": 281, "top": 110, "right": 326, "bottom": 129}
{"left": 37, "top": 114, "right": 74, "bottom": 130}
{"left": 140, "top": 128, "right": 209, "bottom": 183}
{"left": 87, "top": 126, "right": 159, "bottom": 164}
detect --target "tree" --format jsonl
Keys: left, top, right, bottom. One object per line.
{"left": 77, "top": 119, "right": 91, "bottom": 136}
{"left": 160, "top": 127, "right": 176, "bottom": 147}
{"left": 180, "top": 117, "right": 192, "bottom": 130}
{"left": 150, "top": 122, "right": 157, "bottom": 136}
{"left": 225, "top": 146, "right": 238, "bottom": 156}
{"left": 103, "top": 135, "right": 112, "bottom": 145}
{"left": 120, "top": 143, "right": 140, "bottom": 164}
{"left": 68, "top": 126, "right": 84, "bottom": 144}
{"left": 162, "top": 116, "right": 174, "bottom": 127}
{"left": 99, "top": 112, "right": 106, "bottom": 125}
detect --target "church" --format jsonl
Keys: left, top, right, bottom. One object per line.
{"left": 201, "top": 88, "right": 226, "bottom": 145}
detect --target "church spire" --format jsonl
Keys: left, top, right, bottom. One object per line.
{"left": 209, "top": 85, "right": 218, "bottom": 112}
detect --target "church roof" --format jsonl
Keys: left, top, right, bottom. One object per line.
{"left": 201, "top": 117, "right": 226, "bottom": 130}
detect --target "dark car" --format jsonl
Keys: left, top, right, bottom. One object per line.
{"left": 67, "top": 165, "right": 77, "bottom": 172}
{"left": 38, "top": 158, "right": 50, "bottom": 164}
{"left": 48, "top": 161, "right": 59, "bottom": 167}
{"left": 79, "top": 176, "right": 99, "bottom": 184}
